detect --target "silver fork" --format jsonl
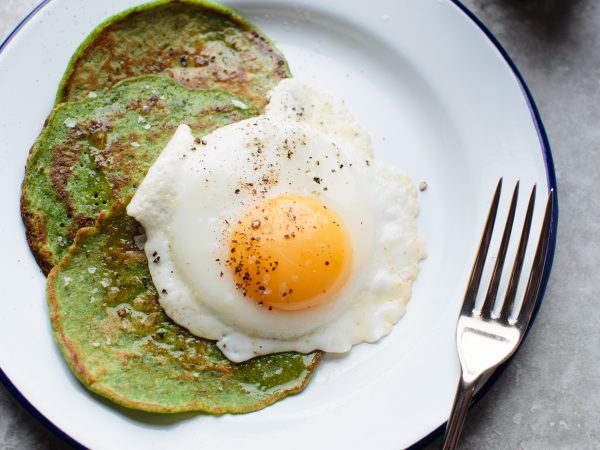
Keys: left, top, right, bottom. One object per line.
{"left": 441, "top": 179, "right": 555, "bottom": 450}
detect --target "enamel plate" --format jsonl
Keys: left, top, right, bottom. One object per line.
{"left": 0, "top": 1, "right": 557, "bottom": 448}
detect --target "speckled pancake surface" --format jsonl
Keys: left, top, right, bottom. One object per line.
{"left": 56, "top": 0, "right": 290, "bottom": 110}
{"left": 47, "top": 204, "right": 321, "bottom": 413}
{"left": 21, "top": 75, "right": 256, "bottom": 273}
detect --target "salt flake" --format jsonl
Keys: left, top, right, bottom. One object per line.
{"left": 232, "top": 99, "right": 248, "bottom": 110}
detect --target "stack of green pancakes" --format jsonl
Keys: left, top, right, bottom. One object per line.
{"left": 21, "top": 0, "right": 321, "bottom": 413}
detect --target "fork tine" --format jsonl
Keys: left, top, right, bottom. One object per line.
{"left": 515, "top": 189, "right": 554, "bottom": 329}
{"left": 480, "top": 181, "right": 519, "bottom": 319}
{"left": 499, "top": 185, "right": 536, "bottom": 323}
{"left": 461, "top": 179, "right": 502, "bottom": 315}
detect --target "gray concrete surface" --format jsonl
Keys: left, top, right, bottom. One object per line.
{"left": 1, "top": 0, "right": 598, "bottom": 449}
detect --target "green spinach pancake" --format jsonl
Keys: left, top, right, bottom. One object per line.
{"left": 47, "top": 205, "right": 320, "bottom": 413}
{"left": 21, "top": 75, "right": 256, "bottom": 274}
{"left": 56, "top": 0, "right": 290, "bottom": 110}
{"left": 23, "top": 0, "right": 321, "bottom": 414}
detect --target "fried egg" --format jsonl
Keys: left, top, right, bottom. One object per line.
{"left": 127, "top": 79, "right": 426, "bottom": 362}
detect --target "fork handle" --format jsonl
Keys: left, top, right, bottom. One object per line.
{"left": 441, "top": 370, "right": 478, "bottom": 450}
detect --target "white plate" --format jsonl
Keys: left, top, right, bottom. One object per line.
{"left": 0, "top": 1, "right": 557, "bottom": 449}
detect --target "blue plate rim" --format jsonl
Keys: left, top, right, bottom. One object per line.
{"left": 0, "top": 1, "right": 559, "bottom": 449}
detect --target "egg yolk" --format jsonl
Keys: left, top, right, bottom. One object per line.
{"left": 228, "top": 195, "right": 353, "bottom": 311}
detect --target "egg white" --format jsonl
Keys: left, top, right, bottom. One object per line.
{"left": 127, "top": 79, "right": 426, "bottom": 362}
